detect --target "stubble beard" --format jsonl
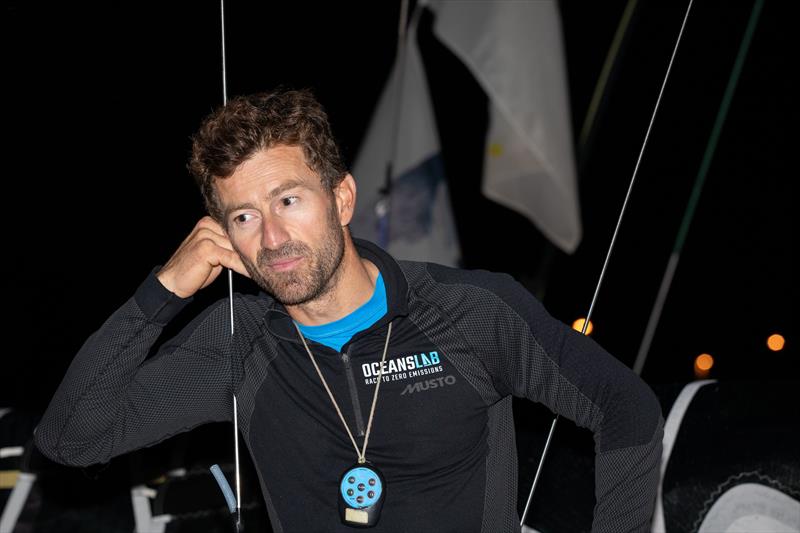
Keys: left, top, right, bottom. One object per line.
{"left": 239, "top": 204, "right": 346, "bottom": 306}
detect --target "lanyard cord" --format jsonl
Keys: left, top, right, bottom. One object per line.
{"left": 294, "top": 322, "right": 393, "bottom": 464}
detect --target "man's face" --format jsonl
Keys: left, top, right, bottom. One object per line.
{"left": 216, "top": 145, "right": 346, "bottom": 306}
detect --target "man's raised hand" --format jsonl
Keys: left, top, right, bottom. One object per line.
{"left": 156, "top": 216, "right": 250, "bottom": 298}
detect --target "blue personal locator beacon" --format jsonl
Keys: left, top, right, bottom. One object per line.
{"left": 338, "top": 462, "right": 386, "bottom": 527}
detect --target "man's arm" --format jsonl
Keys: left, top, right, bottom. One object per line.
{"left": 34, "top": 269, "right": 236, "bottom": 467}
{"left": 444, "top": 269, "right": 663, "bottom": 533}
{"left": 480, "top": 273, "right": 663, "bottom": 533}
{"left": 35, "top": 216, "right": 250, "bottom": 467}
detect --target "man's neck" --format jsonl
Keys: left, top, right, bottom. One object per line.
{"left": 286, "top": 242, "right": 379, "bottom": 327}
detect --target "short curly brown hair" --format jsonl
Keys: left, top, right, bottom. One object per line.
{"left": 189, "top": 88, "right": 348, "bottom": 222}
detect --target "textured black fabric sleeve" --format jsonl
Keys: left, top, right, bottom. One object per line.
{"left": 487, "top": 273, "right": 664, "bottom": 533}
{"left": 34, "top": 268, "right": 235, "bottom": 467}
{"left": 427, "top": 264, "right": 664, "bottom": 533}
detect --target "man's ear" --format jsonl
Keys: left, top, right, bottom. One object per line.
{"left": 333, "top": 173, "right": 357, "bottom": 226}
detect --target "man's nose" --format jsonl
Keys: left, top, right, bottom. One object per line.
{"left": 260, "top": 215, "right": 291, "bottom": 250}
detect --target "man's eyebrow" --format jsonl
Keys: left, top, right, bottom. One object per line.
{"left": 266, "top": 179, "right": 306, "bottom": 201}
{"left": 222, "top": 179, "right": 308, "bottom": 221}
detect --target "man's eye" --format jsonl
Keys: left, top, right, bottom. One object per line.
{"left": 282, "top": 196, "right": 298, "bottom": 207}
{"left": 233, "top": 213, "right": 254, "bottom": 224}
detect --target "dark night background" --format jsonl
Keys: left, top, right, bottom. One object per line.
{"left": 1, "top": 1, "right": 796, "bottom": 531}
{"left": 3, "top": 0, "right": 793, "bottom": 408}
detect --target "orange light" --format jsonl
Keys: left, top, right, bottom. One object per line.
{"left": 767, "top": 334, "right": 785, "bottom": 352}
{"left": 572, "top": 318, "right": 594, "bottom": 335}
{"left": 694, "top": 353, "right": 714, "bottom": 379}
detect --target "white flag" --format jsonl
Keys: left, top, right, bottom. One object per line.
{"left": 351, "top": 12, "right": 460, "bottom": 266}
{"left": 430, "top": 0, "right": 582, "bottom": 253}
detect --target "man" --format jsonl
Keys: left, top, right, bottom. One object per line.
{"left": 35, "top": 89, "right": 664, "bottom": 532}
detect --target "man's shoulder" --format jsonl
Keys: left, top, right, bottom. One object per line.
{"left": 232, "top": 291, "right": 274, "bottom": 323}
{"left": 177, "top": 291, "right": 272, "bottom": 333}
{"left": 397, "top": 259, "right": 526, "bottom": 302}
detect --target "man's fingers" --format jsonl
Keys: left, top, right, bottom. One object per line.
{"left": 193, "top": 230, "right": 236, "bottom": 255}
{"left": 193, "top": 222, "right": 248, "bottom": 277}
{"left": 195, "top": 215, "right": 226, "bottom": 234}
{"left": 159, "top": 217, "right": 249, "bottom": 297}
{"left": 220, "top": 248, "right": 251, "bottom": 279}
{"left": 189, "top": 217, "right": 230, "bottom": 245}
{"left": 200, "top": 264, "right": 225, "bottom": 291}
{"left": 197, "top": 239, "right": 249, "bottom": 279}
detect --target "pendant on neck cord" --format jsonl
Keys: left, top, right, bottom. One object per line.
{"left": 294, "top": 321, "right": 393, "bottom": 527}
{"left": 338, "top": 461, "right": 385, "bottom": 527}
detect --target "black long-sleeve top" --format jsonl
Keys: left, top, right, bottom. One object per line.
{"left": 35, "top": 238, "right": 664, "bottom": 532}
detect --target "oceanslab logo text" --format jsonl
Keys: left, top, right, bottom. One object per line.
{"left": 362, "top": 351, "right": 444, "bottom": 385}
